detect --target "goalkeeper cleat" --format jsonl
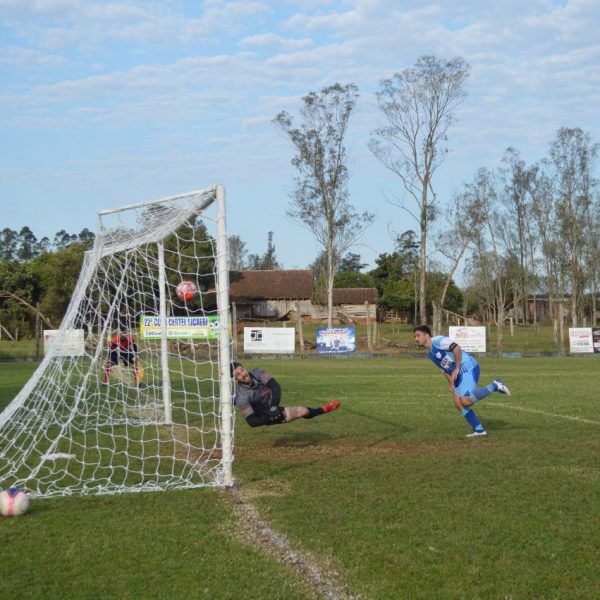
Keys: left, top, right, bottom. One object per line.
{"left": 321, "top": 400, "right": 341, "bottom": 413}
{"left": 466, "top": 430, "right": 487, "bottom": 437}
{"left": 493, "top": 379, "right": 511, "bottom": 396}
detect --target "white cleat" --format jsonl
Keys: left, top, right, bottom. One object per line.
{"left": 493, "top": 379, "right": 511, "bottom": 396}
{"left": 466, "top": 430, "right": 487, "bottom": 437}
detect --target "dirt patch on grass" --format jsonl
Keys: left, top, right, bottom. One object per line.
{"left": 234, "top": 440, "right": 481, "bottom": 463}
{"left": 242, "top": 478, "right": 292, "bottom": 499}
{"left": 221, "top": 485, "right": 359, "bottom": 600}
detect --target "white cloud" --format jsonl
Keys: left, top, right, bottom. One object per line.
{"left": 0, "top": 45, "right": 68, "bottom": 68}
{"left": 1, "top": 1, "right": 272, "bottom": 49}
{"left": 239, "top": 32, "right": 314, "bottom": 50}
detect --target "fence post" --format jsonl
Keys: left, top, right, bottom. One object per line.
{"left": 558, "top": 301, "right": 564, "bottom": 353}
{"left": 365, "top": 301, "right": 373, "bottom": 353}
{"left": 295, "top": 301, "right": 304, "bottom": 356}
{"left": 373, "top": 311, "right": 379, "bottom": 350}
{"left": 231, "top": 302, "right": 237, "bottom": 358}
{"left": 35, "top": 302, "right": 41, "bottom": 359}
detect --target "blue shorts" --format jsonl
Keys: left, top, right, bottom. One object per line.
{"left": 454, "top": 365, "right": 480, "bottom": 397}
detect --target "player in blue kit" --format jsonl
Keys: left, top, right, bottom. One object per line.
{"left": 413, "top": 325, "right": 511, "bottom": 437}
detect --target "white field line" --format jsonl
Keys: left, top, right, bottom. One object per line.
{"left": 310, "top": 397, "right": 600, "bottom": 426}
{"left": 223, "top": 486, "right": 358, "bottom": 600}
{"left": 486, "top": 402, "right": 600, "bottom": 425}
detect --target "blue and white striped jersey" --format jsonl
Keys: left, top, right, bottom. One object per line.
{"left": 428, "top": 335, "right": 478, "bottom": 375}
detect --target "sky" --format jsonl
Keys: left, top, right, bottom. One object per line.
{"left": 1, "top": 0, "right": 599, "bottom": 270}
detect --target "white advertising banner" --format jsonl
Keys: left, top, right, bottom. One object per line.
{"left": 448, "top": 326, "right": 487, "bottom": 353}
{"left": 243, "top": 327, "right": 295, "bottom": 354}
{"left": 568, "top": 328, "right": 594, "bottom": 353}
{"left": 43, "top": 329, "right": 86, "bottom": 357}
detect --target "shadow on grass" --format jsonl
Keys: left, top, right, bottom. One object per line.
{"left": 342, "top": 406, "right": 409, "bottom": 432}
{"left": 483, "top": 418, "right": 524, "bottom": 431}
{"left": 271, "top": 430, "right": 333, "bottom": 448}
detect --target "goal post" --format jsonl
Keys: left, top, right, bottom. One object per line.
{"left": 0, "top": 184, "right": 235, "bottom": 497}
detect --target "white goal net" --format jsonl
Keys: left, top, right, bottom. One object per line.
{"left": 0, "top": 185, "right": 234, "bottom": 497}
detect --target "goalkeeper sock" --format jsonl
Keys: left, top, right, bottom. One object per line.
{"left": 460, "top": 408, "right": 485, "bottom": 432}
{"left": 470, "top": 384, "right": 495, "bottom": 404}
{"left": 303, "top": 401, "right": 341, "bottom": 418}
{"left": 303, "top": 407, "right": 324, "bottom": 419}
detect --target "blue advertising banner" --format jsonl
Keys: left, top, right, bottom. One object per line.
{"left": 316, "top": 327, "right": 356, "bottom": 353}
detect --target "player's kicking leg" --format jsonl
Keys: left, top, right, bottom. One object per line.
{"left": 454, "top": 368, "right": 488, "bottom": 437}
{"left": 456, "top": 372, "right": 511, "bottom": 437}
{"left": 284, "top": 401, "right": 341, "bottom": 423}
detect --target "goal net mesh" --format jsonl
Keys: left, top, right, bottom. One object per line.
{"left": 0, "top": 185, "right": 234, "bottom": 498}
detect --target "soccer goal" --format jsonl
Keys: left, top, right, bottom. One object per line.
{"left": 0, "top": 185, "right": 234, "bottom": 497}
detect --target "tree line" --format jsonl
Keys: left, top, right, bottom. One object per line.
{"left": 0, "top": 227, "right": 96, "bottom": 338}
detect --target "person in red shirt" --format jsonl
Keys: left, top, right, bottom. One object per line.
{"left": 103, "top": 333, "right": 141, "bottom": 385}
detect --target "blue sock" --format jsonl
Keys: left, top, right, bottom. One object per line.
{"left": 470, "top": 384, "right": 496, "bottom": 404}
{"left": 460, "top": 408, "right": 485, "bottom": 432}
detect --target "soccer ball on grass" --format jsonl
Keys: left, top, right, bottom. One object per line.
{"left": 1, "top": 488, "right": 29, "bottom": 517}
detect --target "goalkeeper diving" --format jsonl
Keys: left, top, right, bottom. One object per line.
{"left": 231, "top": 362, "right": 340, "bottom": 427}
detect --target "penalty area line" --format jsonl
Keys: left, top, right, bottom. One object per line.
{"left": 221, "top": 485, "right": 356, "bottom": 600}
{"left": 486, "top": 402, "right": 600, "bottom": 426}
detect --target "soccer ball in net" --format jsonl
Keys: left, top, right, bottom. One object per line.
{"left": 0, "top": 488, "right": 29, "bottom": 517}
{"left": 175, "top": 280, "right": 198, "bottom": 302}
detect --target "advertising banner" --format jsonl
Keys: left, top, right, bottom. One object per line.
{"left": 316, "top": 327, "right": 356, "bottom": 353}
{"left": 568, "top": 328, "right": 594, "bottom": 353}
{"left": 593, "top": 328, "right": 600, "bottom": 354}
{"left": 140, "top": 315, "right": 222, "bottom": 339}
{"left": 43, "top": 329, "right": 86, "bottom": 357}
{"left": 448, "top": 326, "right": 487, "bottom": 353}
{"left": 243, "top": 327, "right": 295, "bottom": 353}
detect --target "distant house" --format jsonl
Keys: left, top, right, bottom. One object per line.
{"left": 229, "top": 270, "right": 314, "bottom": 319}
{"left": 311, "top": 287, "right": 378, "bottom": 322}
{"left": 228, "top": 270, "right": 378, "bottom": 322}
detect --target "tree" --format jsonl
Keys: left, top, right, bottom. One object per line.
{"left": 369, "top": 55, "right": 470, "bottom": 324}
{"left": 334, "top": 270, "right": 374, "bottom": 288}
{"left": 369, "top": 237, "right": 419, "bottom": 318}
{"left": 337, "top": 252, "right": 366, "bottom": 273}
{"left": 0, "top": 228, "right": 18, "bottom": 262}
{"left": 53, "top": 229, "right": 78, "bottom": 250}
{"left": 262, "top": 231, "right": 280, "bottom": 270}
{"left": 77, "top": 228, "right": 96, "bottom": 250}
{"left": 499, "top": 148, "right": 538, "bottom": 324}
{"left": 546, "top": 127, "right": 599, "bottom": 326}
{"left": 243, "top": 232, "right": 281, "bottom": 270}
{"left": 274, "top": 83, "right": 374, "bottom": 327}
{"left": 530, "top": 170, "right": 564, "bottom": 341}
{"left": 228, "top": 235, "right": 248, "bottom": 270}
{"left": 309, "top": 251, "right": 328, "bottom": 283}
{"left": 35, "top": 237, "right": 51, "bottom": 255}
{"left": 16, "top": 226, "right": 38, "bottom": 261}
{"left": 469, "top": 217, "right": 512, "bottom": 355}
{"left": 29, "top": 243, "right": 88, "bottom": 326}
{"left": 432, "top": 168, "right": 494, "bottom": 331}
{"left": 246, "top": 253, "right": 262, "bottom": 270}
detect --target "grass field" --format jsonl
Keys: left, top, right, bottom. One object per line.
{"left": 1, "top": 357, "right": 599, "bottom": 598}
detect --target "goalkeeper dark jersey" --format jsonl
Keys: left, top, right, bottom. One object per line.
{"left": 233, "top": 368, "right": 279, "bottom": 416}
